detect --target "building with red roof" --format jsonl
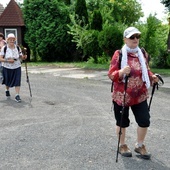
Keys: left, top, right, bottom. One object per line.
{"left": 0, "top": 0, "right": 28, "bottom": 55}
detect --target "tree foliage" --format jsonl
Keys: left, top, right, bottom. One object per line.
{"left": 23, "top": 0, "right": 73, "bottom": 61}
{"left": 144, "top": 15, "right": 169, "bottom": 68}
{"left": 98, "top": 24, "right": 123, "bottom": 56}
{"left": 57, "top": 0, "right": 71, "bottom": 5}
{"left": 22, "top": 0, "right": 170, "bottom": 67}
{"left": 111, "top": 0, "right": 143, "bottom": 25}
{"left": 68, "top": 0, "right": 144, "bottom": 61}
{"left": 161, "top": 0, "right": 170, "bottom": 11}
{"left": 75, "top": 0, "right": 89, "bottom": 26}
{"left": 86, "top": 0, "right": 143, "bottom": 25}
{"left": 91, "top": 10, "right": 103, "bottom": 31}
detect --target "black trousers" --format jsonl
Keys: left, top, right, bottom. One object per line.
{"left": 113, "top": 100, "right": 150, "bottom": 128}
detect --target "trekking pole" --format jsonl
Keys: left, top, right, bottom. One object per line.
{"left": 22, "top": 47, "right": 32, "bottom": 98}
{"left": 148, "top": 74, "right": 164, "bottom": 111}
{"left": 25, "top": 60, "right": 32, "bottom": 98}
{"left": 116, "top": 75, "right": 129, "bottom": 163}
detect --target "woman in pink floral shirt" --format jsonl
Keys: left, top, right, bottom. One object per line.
{"left": 0, "top": 33, "right": 6, "bottom": 50}
{"left": 108, "top": 27, "right": 158, "bottom": 159}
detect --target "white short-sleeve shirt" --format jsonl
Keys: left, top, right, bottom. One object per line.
{"left": 1, "top": 45, "right": 22, "bottom": 69}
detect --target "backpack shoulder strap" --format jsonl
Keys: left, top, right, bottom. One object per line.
{"left": 3, "top": 45, "right": 7, "bottom": 58}
{"left": 3, "top": 45, "right": 21, "bottom": 58}
{"left": 111, "top": 50, "right": 122, "bottom": 92}
{"left": 118, "top": 49, "right": 122, "bottom": 69}
{"left": 17, "top": 45, "right": 20, "bottom": 52}
{"left": 141, "top": 47, "right": 150, "bottom": 63}
{"left": 17, "top": 45, "right": 21, "bottom": 54}
{"left": 16, "top": 45, "right": 22, "bottom": 56}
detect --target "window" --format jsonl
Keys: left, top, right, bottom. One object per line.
{"left": 5, "top": 29, "right": 18, "bottom": 44}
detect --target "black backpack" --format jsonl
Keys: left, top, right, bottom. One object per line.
{"left": 110, "top": 48, "right": 149, "bottom": 92}
{"left": 3, "top": 45, "right": 20, "bottom": 58}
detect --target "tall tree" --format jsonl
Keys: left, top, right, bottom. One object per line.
{"left": 91, "top": 10, "right": 103, "bottom": 31}
{"left": 145, "top": 15, "right": 162, "bottom": 66}
{"left": 111, "top": 0, "right": 143, "bottom": 25}
{"left": 23, "top": 0, "right": 73, "bottom": 61}
{"left": 75, "top": 0, "right": 89, "bottom": 26}
{"left": 87, "top": 0, "right": 143, "bottom": 25}
{"left": 161, "top": 0, "right": 170, "bottom": 11}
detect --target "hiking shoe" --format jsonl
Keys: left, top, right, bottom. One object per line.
{"left": 15, "top": 95, "right": 21, "bottom": 103}
{"left": 134, "top": 144, "right": 151, "bottom": 159}
{"left": 6, "top": 91, "right": 10, "bottom": 98}
{"left": 119, "top": 144, "right": 132, "bottom": 157}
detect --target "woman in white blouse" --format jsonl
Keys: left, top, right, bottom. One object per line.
{"left": 0, "top": 33, "right": 27, "bottom": 102}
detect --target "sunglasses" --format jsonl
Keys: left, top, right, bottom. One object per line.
{"left": 8, "top": 38, "right": 15, "bottom": 41}
{"left": 129, "top": 34, "right": 140, "bottom": 40}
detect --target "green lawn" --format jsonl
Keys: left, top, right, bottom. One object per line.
{"left": 150, "top": 68, "right": 170, "bottom": 76}
{"left": 26, "top": 61, "right": 170, "bottom": 76}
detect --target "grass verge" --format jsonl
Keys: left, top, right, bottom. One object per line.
{"left": 26, "top": 61, "right": 170, "bottom": 76}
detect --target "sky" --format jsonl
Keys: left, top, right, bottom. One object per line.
{"left": 0, "top": 0, "right": 168, "bottom": 23}
{"left": 1, "top": 0, "right": 23, "bottom": 7}
{"left": 138, "top": 0, "right": 168, "bottom": 23}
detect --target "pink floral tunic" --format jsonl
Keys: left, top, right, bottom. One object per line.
{"left": 108, "top": 50, "right": 154, "bottom": 106}
{"left": 0, "top": 40, "right": 6, "bottom": 50}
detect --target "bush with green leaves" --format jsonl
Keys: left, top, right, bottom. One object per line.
{"left": 68, "top": 15, "right": 103, "bottom": 61}
{"left": 167, "top": 53, "right": 170, "bottom": 67}
{"left": 144, "top": 15, "right": 169, "bottom": 67}
{"left": 98, "top": 24, "right": 124, "bottom": 56}
{"left": 23, "top": 0, "right": 74, "bottom": 61}
{"left": 96, "top": 52, "right": 110, "bottom": 64}
{"left": 153, "top": 50, "right": 170, "bottom": 68}
{"left": 87, "top": 52, "right": 110, "bottom": 64}
{"left": 81, "top": 30, "right": 103, "bottom": 62}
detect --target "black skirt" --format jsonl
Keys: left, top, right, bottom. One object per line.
{"left": 2, "top": 67, "right": 21, "bottom": 87}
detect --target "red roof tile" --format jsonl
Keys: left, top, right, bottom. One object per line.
{"left": 0, "top": 0, "right": 24, "bottom": 26}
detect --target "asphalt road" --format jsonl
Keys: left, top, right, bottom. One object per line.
{"left": 0, "top": 66, "right": 169, "bottom": 170}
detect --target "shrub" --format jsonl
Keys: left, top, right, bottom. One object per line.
{"left": 98, "top": 24, "right": 123, "bottom": 56}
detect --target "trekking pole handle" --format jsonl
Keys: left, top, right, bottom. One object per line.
{"left": 155, "top": 74, "right": 164, "bottom": 86}
{"left": 124, "top": 75, "right": 130, "bottom": 91}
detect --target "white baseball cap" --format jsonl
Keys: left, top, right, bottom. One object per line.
{"left": 7, "top": 33, "right": 16, "bottom": 39}
{"left": 123, "top": 27, "right": 141, "bottom": 38}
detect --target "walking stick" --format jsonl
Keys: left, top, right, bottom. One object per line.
{"left": 25, "top": 60, "right": 32, "bottom": 98}
{"left": 116, "top": 75, "right": 129, "bottom": 163}
{"left": 148, "top": 74, "right": 164, "bottom": 111}
{"left": 22, "top": 47, "right": 32, "bottom": 98}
